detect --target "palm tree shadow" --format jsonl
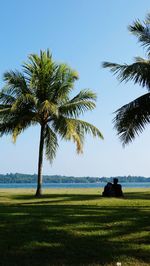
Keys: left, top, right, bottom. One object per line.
{"left": 12, "top": 193, "right": 102, "bottom": 204}
{"left": 124, "top": 191, "right": 150, "bottom": 200}
{"left": 0, "top": 201, "right": 150, "bottom": 266}
{"left": 10, "top": 190, "right": 150, "bottom": 203}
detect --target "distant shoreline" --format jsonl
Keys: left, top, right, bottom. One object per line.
{"left": 0, "top": 173, "right": 150, "bottom": 184}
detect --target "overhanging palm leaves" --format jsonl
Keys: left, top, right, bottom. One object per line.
{"left": 103, "top": 13, "right": 150, "bottom": 145}
{"left": 128, "top": 13, "right": 150, "bottom": 55}
{"left": 113, "top": 93, "right": 150, "bottom": 145}
{"left": 103, "top": 59, "right": 150, "bottom": 88}
{"left": 0, "top": 49, "right": 103, "bottom": 196}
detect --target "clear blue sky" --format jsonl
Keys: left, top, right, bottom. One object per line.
{"left": 0, "top": 0, "right": 150, "bottom": 177}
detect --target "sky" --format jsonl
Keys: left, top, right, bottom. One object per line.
{"left": 0, "top": 0, "right": 150, "bottom": 177}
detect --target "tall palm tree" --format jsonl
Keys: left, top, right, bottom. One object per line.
{"left": 0, "top": 50, "right": 103, "bottom": 196}
{"left": 102, "top": 13, "right": 150, "bottom": 146}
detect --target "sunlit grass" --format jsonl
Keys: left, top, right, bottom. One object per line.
{"left": 0, "top": 188, "right": 150, "bottom": 265}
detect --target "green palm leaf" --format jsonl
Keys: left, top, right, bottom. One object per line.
{"left": 128, "top": 14, "right": 150, "bottom": 55}
{"left": 4, "top": 71, "right": 30, "bottom": 96}
{"left": 0, "top": 91, "right": 16, "bottom": 105}
{"left": 114, "top": 93, "right": 150, "bottom": 145}
{"left": 11, "top": 93, "right": 37, "bottom": 112}
{"left": 44, "top": 125, "right": 58, "bottom": 163}
{"left": 39, "top": 100, "right": 58, "bottom": 117}
{"left": 59, "top": 90, "right": 96, "bottom": 117}
{"left": 52, "top": 116, "right": 103, "bottom": 153}
{"left": 102, "top": 59, "right": 150, "bottom": 89}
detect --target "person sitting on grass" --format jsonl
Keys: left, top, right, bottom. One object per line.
{"left": 102, "top": 178, "right": 124, "bottom": 197}
{"left": 102, "top": 182, "right": 115, "bottom": 197}
{"left": 112, "top": 178, "right": 124, "bottom": 197}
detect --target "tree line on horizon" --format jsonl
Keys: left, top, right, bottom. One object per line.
{"left": 0, "top": 13, "right": 150, "bottom": 195}
{"left": 0, "top": 173, "right": 150, "bottom": 183}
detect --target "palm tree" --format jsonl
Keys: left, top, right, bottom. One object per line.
{"left": 0, "top": 50, "right": 103, "bottom": 196}
{"left": 102, "top": 13, "right": 150, "bottom": 145}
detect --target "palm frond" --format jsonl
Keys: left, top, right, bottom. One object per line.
{"left": 3, "top": 71, "right": 30, "bottom": 96}
{"left": 51, "top": 116, "right": 83, "bottom": 153}
{"left": 44, "top": 125, "right": 58, "bottom": 163}
{"left": 10, "top": 93, "right": 37, "bottom": 112}
{"left": 102, "top": 62, "right": 124, "bottom": 75}
{"left": 0, "top": 106, "right": 11, "bottom": 115}
{"left": 59, "top": 90, "right": 96, "bottom": 117}
{"left": 12, "top": 120, "right": 33, "bottom": 143}
{"left": 70, "top": 89, "right": 97, "bottom": 101}
{"left": 102, "top": 59, "right": 150, "bottom": 89}
{"left": 0, "top": 91, "right": 16, "bottom": 105}
{"left": 39, "top": 100, "right": 58, "bottom": 117}
{"left": 52, "top": 116, "right": 103, "bottom": 153}
{"left": 73, "top": 119, "right": 104, "bottom": 139}
{"left": 59, "top": 100, "right": 96, "bottom": 117}
{"left": 128, "top": 16, "right": 150, "bottom": 55}
{"left": 23, "top": 50, "right": 53, "bottom": 81}
{"left": 0, "top": 109, "right": 38, "bottom": 142}
{"left": 49, "top": 64, "right": 79, "bottom": 103}
{"left": 13, "top": 115, "right": 37, "bottom": 142}
{"left": 113, "top": 93, "right": 150, "bottom": 145}
{"left": 23, "top": 50, "right": 55, "bottom": 102}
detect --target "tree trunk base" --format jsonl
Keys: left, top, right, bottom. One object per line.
{"left": 35, "top": 187, "right": 42, "bottom": 197}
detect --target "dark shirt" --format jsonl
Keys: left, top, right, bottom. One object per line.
{"left": 112, "top": 184, "right": 123, "bottom": 197}
{"left": 102, "top": 183, "right": 115, "bottom": 197}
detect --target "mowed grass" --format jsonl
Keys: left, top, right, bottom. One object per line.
{"left": 0, "top": 188, "right": 150, "bottom": 266}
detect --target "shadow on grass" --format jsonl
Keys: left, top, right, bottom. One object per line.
{"left": 125, "top": 191, "right": 150, "bottom": 200}
{"left": 12, "top": 193, "right": 102, "bottom": 205}
{"left": 0, "top": 193, "right": 150, "bottom": 265}
{"left": 10, "top": 190, "right": 150, "bottom": 203}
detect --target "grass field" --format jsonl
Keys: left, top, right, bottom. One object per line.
{"left": 0, "top": 188, "right": 150, "bottom": 266}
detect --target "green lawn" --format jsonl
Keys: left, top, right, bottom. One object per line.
{"left": 0, "top": 188, "right": 150, "bottom": 266}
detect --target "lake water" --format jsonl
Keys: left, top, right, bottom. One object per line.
{"left": 0, "top": 182, "right": 150, "bottom": 189}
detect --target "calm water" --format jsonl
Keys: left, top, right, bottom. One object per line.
{"left": 0, "top": 182, "right": 150, "bottom": 188}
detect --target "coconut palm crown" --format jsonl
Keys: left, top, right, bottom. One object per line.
{"left": 103, "top": 13, "right": 150, "bottom": 145}
{"left": 0, "top": 50, "right": 103, "bottom": 196}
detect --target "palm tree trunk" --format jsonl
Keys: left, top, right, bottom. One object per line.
{"left": 35, "top": 124, "right": 45, "bottom": 197}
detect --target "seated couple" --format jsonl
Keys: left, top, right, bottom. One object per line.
{"left": 102, "top": 178, "right": 123, "bottom": 197}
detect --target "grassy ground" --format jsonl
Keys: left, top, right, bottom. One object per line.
{"left": 0, "top": 188, "right": 150, "bottom": 266}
